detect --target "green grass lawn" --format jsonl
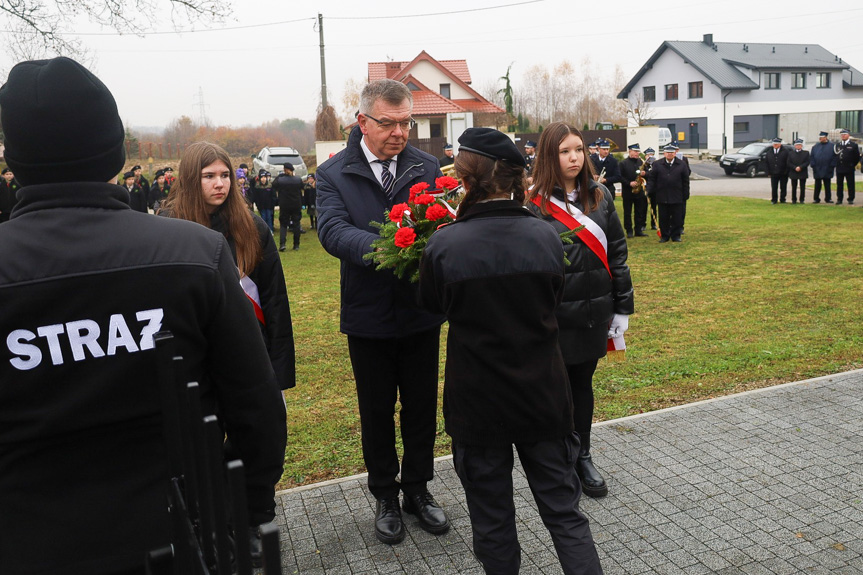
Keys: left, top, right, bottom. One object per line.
{"left": 276, "top": 197, "right": 862, "bottom": 490}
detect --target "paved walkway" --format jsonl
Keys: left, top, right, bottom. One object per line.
{"left": 272, "top": 370, "right": 863, "bottom": 574}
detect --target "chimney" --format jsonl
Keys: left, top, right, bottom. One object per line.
{"left": 386, "top": 62, "right": 401, "bottom": 78}
{"left": 703, "top": 34, "right": 713, "bottom": 46}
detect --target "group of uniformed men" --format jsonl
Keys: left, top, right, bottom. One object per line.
{"left": 766, "top": 129, "right": 861, "bottom": 205}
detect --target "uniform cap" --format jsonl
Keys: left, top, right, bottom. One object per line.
{"left": 627, "top": 143, "right": 640, "bottom": 151}
{"left": 793, "top": 138, "right": 804, "bottom": 145}
{"left": 598, "top": 140, "right": 611, "bottom": 148}
{"left": 771, "top": 137, "right": 782, "bottom": 143}
{"left": 819, "top": 131, "right": 829, "bottom": 137}
{"left": 840, "top": 128, "right": 850, "bottom": 135}
{"left": 443, "top": 143, "right": 453, "bottom": 150}
{"left": 663, "top": 145, "right": 677, "bottom": 153}
{"left": 644, "top": 147, "right": 655, "bottom": 154}
{"left": 525, "top": 140, "right": 537, "bottom": 148}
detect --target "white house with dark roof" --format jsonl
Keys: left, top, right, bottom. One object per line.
{"left": 618, "top": 34, "right": 863, "bottom": 154}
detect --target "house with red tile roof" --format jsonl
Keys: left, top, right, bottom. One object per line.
{"left": 368, "top": 51, "right": 505, "bottom": 145}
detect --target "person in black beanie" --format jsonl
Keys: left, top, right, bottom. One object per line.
{"left": 418, "top": 127, "right": 603, "bottom": 575}
{"left": 0, "top": 168, "right": 21, "bottom": 223}
{"left": 0, "top": 57, "right": 286, "bottom": 574}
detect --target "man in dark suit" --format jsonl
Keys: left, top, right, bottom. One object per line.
{"left": 590, "top": 140, "right": 621, "bottom": 196}
{"left": 809, "top": 131, "right": 836, "bottom": 203}
{"left": 835, "top": 128, "right": 861, "bottom": 205}
{"left": 647, "top": 145, "right": 689, "bottom": 242}
{"left": 787, "top": 139, "right": 810, "bottom": 204}
{"left": 523, "top": 140, "right": 537, "bottom": 176}
{"left": 439, "top": 143, "right": 454, "bottom": 168}
{"left": 618, "top": 143, "right": 648, "bottom": 237}
{"left": 765, "top": 137, "right": 790, "bottom": 204}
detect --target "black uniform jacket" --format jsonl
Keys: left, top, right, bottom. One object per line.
{"left": 809, "top": 141, "right": 837, "bottom": 179}
{"left": 619, "top": 156, "right": 646, "bottom": 196}
{"left": 528, "top": 182, "right": 634, "bottom": 365}
{"left": 590, "top": 153, "right": 621, "bottom": 192}
{"left": 647, "top": 158, "right": 690, "bottom": 204}
{"left": 272, "top": 172, "right": 305, "bottom": 212}
{"left": 316, "top": 126, "right": 445, "bottom": 338}
{"left": 788, "top": 149, "right": 810, "bottom": 180}
{"left": 0, "top": 183, "right": 287, "bottom": 575}
{"left": 148, "top": 181, "right": 170, "bottom": 210}
{"left": 418, "top": 200, "right": 573, "bottom": 446}
{"left": 211, "top": 209, "right": 296, "bottom": 390}
{"left": 124, "top": 182, "right": 149, "bottom": 212}
{"left": 836, "top": 140, "right": 861, "bottom": 174}
{"left": 765, "top": 146, "right": 790, "bottom": 176}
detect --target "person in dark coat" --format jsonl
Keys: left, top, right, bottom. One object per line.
{"left": 523, "top": 139, "right": 537, "bottom": 175}
{"left": 643, "top": 148, "right": 658, "bottom": 229}
{"left": 148, "top": 168, "right": 170, "bottom": 212}
{"left": 765, "top": 138, "right": 790, "bottom": 204}
{"left": 272, "top": 162, "right": 305, "bottom": 251}
{"left": 438, "top": 143, "right": 454, "bottom": 167}
{"left": 647, "top": 145, "right": 690, "bottom": 242}
{"left": 0, "top": 167, "right": 21, "bottom": 223}
{"left": 590, "top": 139, "right": 621, "bottom": 196}
{"left": 316, "top": 79, "right": 448, "bottom": 546}
{"left": 528, "top": 122, "right": 634, "bottom": 500}
{"left": 618, "top": 142, "right": 649, "bottom": 237}
{"left": 121, "top": 169, "right": 148, "bottom": 213}
{"left": 418, "top": 127, "right": 603, "bottom": 575}
{"left": 809, "top": 131, "right": 836, "bottom": 203}
{"left": 253, "top": 170, "right": 276, "bottom": 232}
{"left": 162, "top": 142, "right": 295, "bottom": 393}
{"left": 835, "top": 128, "right": 861, "bottom": 205}
{"left": 0, "top": 56, "right": 286, "bottom": 575}
{"left": 303, "top": 173, "right": 318, "bottom": 230}
{"left": 132, "top": 164, "right": 149, "bottom": 198}
{"left": 787, "top": 139, "right": 810, "bottom": 204}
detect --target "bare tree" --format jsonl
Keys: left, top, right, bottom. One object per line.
{"left": 315, "top": 105, "right": 341, "bottom": 141}
{"left": 0, "top": 0, "right": 230, "bottom": 59}
{"left": 339, "top": 77, "right": 366, "bottom": 127}
{"left": 624, "top": 93, "right": 656, "bottom": 126}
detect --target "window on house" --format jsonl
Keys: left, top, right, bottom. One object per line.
{"left": 734, "top": 122, "right": 750, "bottom": 133}
{"left": 406, "top": 81, "right": 421, "bottom": 91}
{"left": 835, "top": 111, "right": 860, "bottom": 131}
{"left": 643, "top": 86, "right": 656, "bottom": 102}
{"left": 665, "top": 84, "right": 678, "bottom": 101}
{"left": 791, "top": 73, "right": 806, "bottom": 89}
{"left": 816, "top": 73, "right": 831, "bottom": 88}
{"left": 765, "top": 73, "right": 780, "bottom": 89}
{"left": 439, "top": 83, "right": 451, "bottom": 99}
{"left": 688, "top": 81, "right": 703, "bottom": 99}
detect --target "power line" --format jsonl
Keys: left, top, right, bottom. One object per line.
{"left": 326, "top": 0, "right": 545, "bottom": 20}
{"left": 67, "top": 16, "right": 315, "bottom": 36}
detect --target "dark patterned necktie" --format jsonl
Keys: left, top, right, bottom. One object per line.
{"left": 378, "top": 159, "right": 394, "bottom": 194}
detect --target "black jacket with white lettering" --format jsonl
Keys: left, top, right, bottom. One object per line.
{"left": 0, "top": 183, "right": 287, "bottom": 575}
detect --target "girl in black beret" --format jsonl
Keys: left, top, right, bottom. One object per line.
{"left": 418, "top": 128, "right": 603, "bottom": 575}
{"left": 527, "top": 122, "right": 634, "bottom": 499}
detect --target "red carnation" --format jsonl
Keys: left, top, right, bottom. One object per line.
{"left": 435, "top": 176, "right": 460, "bottom": 191}
{"left": 389, "top": 203, "right": 410, "bottom": 222}
{"left": 413, "top": 194, "right": 435, "bottom": 205}
{"left": 425, "top": 203, "right": 449, "bottom": 221}
{"left": 394, "top": 227, "right": 417, "bottom": 248}
{"left": 409, "top": 181, "right": 430, "bottom": 201}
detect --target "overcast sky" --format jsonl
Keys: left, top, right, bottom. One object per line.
{"left": 3, "top": 0, "right": 861, "bottom": 130}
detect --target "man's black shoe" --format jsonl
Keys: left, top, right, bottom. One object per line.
{"left": 278, "top": 245, "right": 286, "bottom": 252}
{"left": 634, "top": 230, "right": 647, "bottom": 237}
{"left": 659, "top": 237, "right": 670, "bottom": 243}
{"left": 374, "top": 497, "right": 405, "bottom": 544}
{"left": 300, "top": 228, "right": 307, "bottom": 234}
{"left": 826, "top": 199, "right": 834, "bottom": 203}
{"left": 402, "top": 491, "right": 449, "bottom": 535}
{"left": 672, "top": 237, "right": 682, "bottom": 242}
{"left": 626, "top": 231, "right": 634, "bottom": 238}
{"left": 292, "top": 245, "right": 299, "bottom": 251}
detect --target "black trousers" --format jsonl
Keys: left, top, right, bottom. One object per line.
{"left": 307, "top": 206, "right": 317, "bottom": 230}
{"left": 453, "top": 437, "right": 603, "bottom": 575}
{"left": 836, "top": 173, "right": 856, "bottom": 203}
{"left": 621, "top": 191, "right": 648, "bottom": 233}
{"left": 347, "top": 327, "right": 440, "bottom": 499}
{"left": 813, "top": 178, "right": 832, "bottom": 202}
{"left": 658, "top": 203, "right": 683, "bottom": 240}
{"left": 770, "top": 174, "right": 789, "bottom": 203}
{"left": 790, "top": 178, "right": 806, "bottom": 202}
{"left": 279, "top": 207, "right": 302, "bottom": 248}
{"left": 567, "top": 359, "right": 599, "bottom": 438}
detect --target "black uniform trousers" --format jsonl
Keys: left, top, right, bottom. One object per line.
{"left": 836, "top": 173, "right": 856, "bottom": 204}
{"left": 770, "top": 174, "right": 789, "bottom": 203}
{"left": 453, "top": 436, "right": 603, "bottom": 575}
{"left": 279, "top": 207, "right": 303, "bottom": 248}
{"left": 567, "top": 359, "right": 599, "bottom": 439}
{"left": 813, "top": 178, "right": 832, "bottom": 202}
{"left": 620, "top": 191, "right": 648, "bottom": 233}
{"left": 658, "top": 202, "right": 684, "bottom": 240}
{"left": 347, "top": 327, "right": 440, "bottom": 499}
{"left": 790, "top": 178, "right": 806, "bottom": 203}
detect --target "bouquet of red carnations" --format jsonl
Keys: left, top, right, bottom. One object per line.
{"left": 364, "top": 176, "right": 462, "bottom": 283}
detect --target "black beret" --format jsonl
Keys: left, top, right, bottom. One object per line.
{"left": 283, "top": 162, "right": 294, "bottom": 171}
{"left": 0, "top": 57, "right": 125, "bottom": 186}
{"left": 123, "top": 170, "right": 135, "bottom": 179}
{"left": 1, "top": 168, "right": 11, "bottom": 175}
{"left": 154, "top": 169, "right": 165, "bottom": 178}
{"left": 457, "top": 127, "right": 525, "bottom": 168}
{"left": 132, "top": 164, "right": 142, "bottom": 171}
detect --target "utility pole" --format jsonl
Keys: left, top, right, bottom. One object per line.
{"left": 318, "top": 13, "right": 327, "bottom": 108}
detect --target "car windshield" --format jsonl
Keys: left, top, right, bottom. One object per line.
{"left": 267, "top": 154, "right": 303, "bottom": 166}
{"left": 737, "top": 143, "right": 768, "bottom": 155}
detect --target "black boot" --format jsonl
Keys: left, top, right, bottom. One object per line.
{"left": 576, "top": 432, "right": 608, "bottom": 498}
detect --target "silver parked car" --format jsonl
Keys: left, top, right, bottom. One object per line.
{"left": 253, "top": 146, "right": 308, "bottom": 178}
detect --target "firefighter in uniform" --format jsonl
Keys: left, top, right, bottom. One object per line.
{"left": 835, "top": 128, "right": 861, "bottom": 205}
{"left": 618, "top": 143, "right": 649, "bottom": 237}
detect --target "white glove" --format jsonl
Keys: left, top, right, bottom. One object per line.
{"left": 608, "top": 314, "right": 629, "bottom": 339}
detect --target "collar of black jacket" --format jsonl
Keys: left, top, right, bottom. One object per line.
{"left": 10, "top": 182, "right": 131, "bottom": 219}
{"left": 457, "top": 198, "right": 533, "bottom": 222}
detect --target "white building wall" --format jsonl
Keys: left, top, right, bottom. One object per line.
{"left": 409, "top": 61, "right": 472, "bottom": 99}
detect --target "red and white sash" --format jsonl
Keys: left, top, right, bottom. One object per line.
{"left": 240, "top": 274, "right": 266, "bottom": 326}
{"left": 532, "top": 194, "right": 626, "bottom": 354}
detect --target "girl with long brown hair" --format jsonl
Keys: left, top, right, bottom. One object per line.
{"left": 527, "top": 122, "right": 634, "bottom": 499}
{"left": 163, "top": 141, "right": 296, "bottom": 391}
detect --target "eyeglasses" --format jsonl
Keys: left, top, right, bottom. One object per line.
{"left": 362, "top": 113, "right": 416, "bottom": 132}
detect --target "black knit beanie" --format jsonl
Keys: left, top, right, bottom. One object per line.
{"left": 0, "top": 57, "right": 125, "bottom": 186}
